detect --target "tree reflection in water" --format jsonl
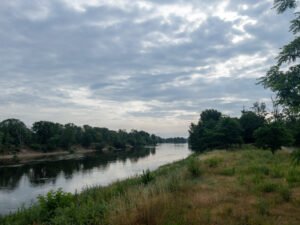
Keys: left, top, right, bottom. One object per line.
{"left": 0, "top": 146, "right": 155, "bottom": 191}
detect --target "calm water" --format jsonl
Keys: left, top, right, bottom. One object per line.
{"left": 0, "top": 144, "right": 191, "bottom": 215}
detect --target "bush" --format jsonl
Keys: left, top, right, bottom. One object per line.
{"left": 254, "top": 123, "right": 294, "bottom": 154}
{"left": 291, "top": 149, "right": 300, "bottom": 166}
{"left": 286, "top": 168, "right": 300, "bottom": 185}
{"left": 187, "top": 158, "right": 202, "bottom": 177}
{"left": 205, "top": 157, "right": 222, "bottom": 168}
{"left": 37, "top": 189, "right": 74, "bottom": 221}
{"left": 140, "top": 169, "right": 154, "bottom": 185}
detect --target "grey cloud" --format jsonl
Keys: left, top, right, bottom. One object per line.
{"left": 0, "top": 0, "right": 293, "bottom": 136}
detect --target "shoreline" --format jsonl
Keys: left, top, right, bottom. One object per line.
{"left": 0, "top": 148, "right": 98, "bottom": 166}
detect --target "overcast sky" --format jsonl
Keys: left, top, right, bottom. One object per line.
{"left": 0, "top": 0, "right": 294, "bottom": 137}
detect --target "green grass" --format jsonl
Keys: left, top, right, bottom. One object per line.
{"left": 1, "top": 147, "right": 300, "bottom": 225}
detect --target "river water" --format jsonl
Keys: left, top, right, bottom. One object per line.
{"left": 0, "top": 144, "right": 191, "bottom": 215}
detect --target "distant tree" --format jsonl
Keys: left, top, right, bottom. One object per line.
{"left": 240, "top": 111, "right": 265, "bottom": 143}
{"left": 0, "top": 119, "right": 31, "bottom": 149}
{"left": 32, "top": 121, "right": 63, "bottom": 151}
{"left": 251, "top": 102, "right": 268, "bottom": 117}
{"left": 254, "top": 122, "right": 294, "bottom": 154}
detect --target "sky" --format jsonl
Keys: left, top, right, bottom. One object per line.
{"left": 0, "top": 0, "right": 295, "bottom": 137}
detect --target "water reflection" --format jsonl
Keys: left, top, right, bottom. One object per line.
{"left": 0, "top": 147, "right": 155, "bottom": 191}
{"left": 0, "top": 144, "right": 190, "bottom": 215}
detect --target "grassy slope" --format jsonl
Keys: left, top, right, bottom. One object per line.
{"left": 1, "top": 147, "right": 300, "bottom": 225}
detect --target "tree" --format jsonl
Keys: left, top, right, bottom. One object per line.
{"left": 189, "top": 110, "right": 242, "bottom": 151}
{"left": 240, "top": 111, "right": 265, "bottom": 143}
{"left": 254, "top": 122, "right": 294, "bottom": 154}
{"left": 259, "top": 0, "right": 300, "bottom": 113}
{"left": 0, "top": 119, "right": 31, "bottom": 149}
{"left": 216, "top": 117, "right": 243, "bottom": 148}
{"left": 32, "top": 121, "right": 63, "bottom": 151}
{"left": 200, "top": 109, "right": 222, "bottom": 123}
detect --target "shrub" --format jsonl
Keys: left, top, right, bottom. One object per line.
{"left": 270, "top": 165, "right": 284, "bottom": 178}
{"left": 205, "top": 157, "right": 222, "bottom": 168}
{"left": 286, "top": 168, "right": 300, "bottom": 185}
{"left": 291, "top": 149, "right": 300, "bottom": 166}
{"left": 140, "top": 169, "right": 154, "bottom": 185}
{"left": 254, "top": 123, "right": 294, "bottom": 154}
{"left": 37, "top": 189, "right": 74, "bottom": 221}
{"left": 247, "top": 165, "right": 270, "bottom": 176}
{"left": 187, "top": 158, "right": 202, "bottom": 177}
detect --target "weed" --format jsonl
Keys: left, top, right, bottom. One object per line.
{"left": 258, "top": 182, "right": 279, "bottom": 193}
{"left": 278, "top": 185, "right": 291, "bottom": 202}
{"left": 256, "top": 198, "right": 270, "bottom": 216}
{"left": 286, "top": 168, "right": 300, "bottom": 186}
{"left": 187, "top": 157, "right": 202, "bottom": 177}
{"left": 205, "top": 157, "right": 223, "bottom": 168}
{"left": 141, "top": 169, "right": 154, "bottom": 185}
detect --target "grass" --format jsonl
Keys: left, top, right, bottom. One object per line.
{"left": 1, "top": 148, "right": 300, "bottom": 225}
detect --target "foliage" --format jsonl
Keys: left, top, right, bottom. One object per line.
{"left": 187, "top": 157, "right": 202, "bottom": 177}
{"left": 0, "top": 118, "right": 181, "bottom": 154}
{"left": 240, "top": 111, "right": 265, "bottom": 143}
{"left": 291, "top": 149, "right": 300, "bottom": 166}
{"left": 259, "top": 0, "right": 300, "bottom": 113}
{"left": 37, "top": 189, "right": 74, "bottom": 221}
{"left": 189, "top": 109, "right": 243, "bottom": 151}
{"left": 140, "top": 169, "right": 154, "bottom": 185}
{"left": 254, "top": 123, "right": 294, "bottom": 154}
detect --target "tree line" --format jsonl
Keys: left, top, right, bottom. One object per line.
{"left": 189, "top": 102, "right": 299, "bottom": 154}
{"left": 0, "top": 119, "right": 175, "bottom": 153}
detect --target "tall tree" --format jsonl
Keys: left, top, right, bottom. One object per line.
{"left": 259, "top": 0, "right": 300, "bottom": 113}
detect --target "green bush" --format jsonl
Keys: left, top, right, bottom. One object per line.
{"left": 286, "top": 168, "right": 300, "bottom": 185}
{"left": 291, "top": 149, "right": 300, "bottom": 166}
{"left": 140, "top": 169, "right": 154, "bottom": 185}
{"left": 205, "top": 157, "right": 222, "bottom": 168}
{"left": 37, "top": 189, "right": 74, "bottom": 221}
{"left": 270, "top": 165, "right": 284, "bottom": 178}
{"left": 187, "top": 158, "right": 202, "bottom": 177}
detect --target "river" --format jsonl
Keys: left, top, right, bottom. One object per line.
{"left": 0, "top": 143, "right": 191, "bottom": 215}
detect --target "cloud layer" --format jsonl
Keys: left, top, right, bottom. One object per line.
{"left": 0, "top": 0, "right": 294, "bottom": 137}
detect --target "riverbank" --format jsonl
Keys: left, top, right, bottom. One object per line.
{"left": 1, "top": 148, "right": 300, "bottom": 225}
{"left": 0, "top": 148, "right": 99, "bottom": 166}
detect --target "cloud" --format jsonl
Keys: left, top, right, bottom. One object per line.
{"left": 0, "top": 0, "right": 294, "bottom": 137}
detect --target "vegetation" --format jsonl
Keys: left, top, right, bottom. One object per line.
{"left": 1, "top": 148, "right": 300, "bottom": 225}
{"left": 0, "top": 119, "right": 184, "bottom": 154}
{"left": 259, "top": 0, "right": 300, "bottom": 114}
{"left": 188, "top": 101, "right": 298, "bottom": 153}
